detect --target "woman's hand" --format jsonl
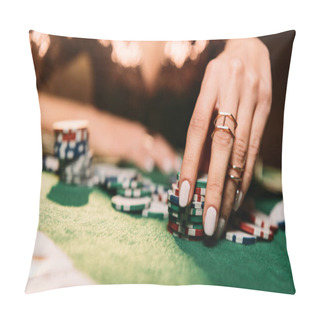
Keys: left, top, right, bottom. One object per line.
{"left": 178, "top": 38, "right": 272, "bottom": 243}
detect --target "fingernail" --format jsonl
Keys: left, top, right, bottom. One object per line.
{"left": 233, "top": 191, "right": 243, "bottom": 212}
{"left": 162, "top": 158, "right": 173, "bottom": 174}
{"left": 215, "top": 218, "right": 226, "bottom": 239}
{"left": 144, "top": 157, "right": 154, "bottom": 172}
{"left": 179, "top": 180, "right": 190, "bottom": 207}
{"left": 204, "top": 206, "right": 217, "bottom": 236}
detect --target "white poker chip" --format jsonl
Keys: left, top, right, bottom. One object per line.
{"left": 142, "top": 201, "right": 168, "bottom": 219}
{"left": 111, "top": 195, "right": 151, "bottom": 212}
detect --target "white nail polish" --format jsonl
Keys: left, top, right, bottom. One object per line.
{"left": 233, "top": 191, "right": 243, "bottom": 211}
{"left": 163, "top": 158, "right": 173, "bottom": 174}
{"left": 204, "top": 207, "right": 217, "bottom": 236}
{"left": 215, "top": 218, "right": 226, "bottom": 239}
{"left": 179, "top": 180, "right": 190, "bottom": 207}
{"left": 144, "top": 157, "right": 154, "bottom": 172}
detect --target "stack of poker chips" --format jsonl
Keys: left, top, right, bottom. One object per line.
{"left": 166, "top": 172, "right": 206, "bottom": 241}
{"left": 167, "top": 172, "right": 279, "bottom": 244}
{"left": 93, "top": 164, "right": 169, "bottom": 219}
{"left": 53, "top": 120, "right": 95, "bottom": 186}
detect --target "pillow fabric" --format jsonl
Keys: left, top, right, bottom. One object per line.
{"left": 26, "top": 30, "right": 295, "bottom": 294}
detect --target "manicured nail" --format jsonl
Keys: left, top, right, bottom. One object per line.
{"left": 179, "top": 180, "right": 190, "bottom": 207}
{"left": 163, "top": 158, "right": 173, "bottom": 174}
{"left": 144, "top": 157, "right": 154, "bottom": 172}
{"left": 233, "top": 191, "right": 243, "bottom": 211}
{"left": 215, "top": 218, "right": 226, "bottom": 239}
{"left": 204, "top": 207, "right": 217, "bottom": 236}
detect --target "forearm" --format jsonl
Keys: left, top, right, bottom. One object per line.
{"left": 38, "top": 92, "right": 145, "bottom": 158}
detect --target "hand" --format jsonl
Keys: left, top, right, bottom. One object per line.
{"left": 90, "top": 111, "right": 180, "bottom": 174}
{"left": 178, "top": 38, "right": 272, "bottom": 243}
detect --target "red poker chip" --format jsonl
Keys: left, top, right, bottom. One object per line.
{"left": 167, "top": 225, "right": 203, "bottom": 241}
{"left": 238, "top": 221, "right": 273, "bottom": 241}
{"left": 168, "top": 221, "right": 204, "bottom": 237}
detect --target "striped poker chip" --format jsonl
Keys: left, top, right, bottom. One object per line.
{"left": 171, "top": 184, "right": 205, "bottom": 201}
{"left": 142, "top": 201, "right": 168, "bottom": 219}
{"left": 168, "top": 202, "right": 203, "bottom": 216}
{"left": 167, "top": 225, "right": 203, "bottom": 241}
{"left": 269, "top": 201, "right": 285, "bottom": 229}
{"left": 172, "top": 183, "right": 206, "bottom": 197}
{"left": 54, "top": 127, "right": 88, "bottom": 143}
{"left": 151, "top": 192, "right": 168, "bottom": 204}
{"left": 176, "top": 172, "right": 207, "bottom": 188}
{"left": 43, "top": 155, "right": 59, "bottom": 173}
{"left": 106, "top": 179, "right": 143, "bottom": 190}
{"left": 168, "top": 221, "right": 204, "bottom": 237}
{"left": 167, "top": 190, "right": 204, "bottom": 208}
{"left": 117, "top": 188, "right": 152, "bottom": 198}
{"left": 54, "top": 140, "right": 89, "bottom": 160}
{"left": 168, "top": 215, "right": 203, "bottom": 229}
{"left": 237, "top": 221, "right": 274, "bottom": 241}
{"left": 111, "top": 195, "right": 151, "bottom": 212}
{"left": 168, "top": 209, "right": 203, "bottom": 223}
{"left": 242, "top": 209, "right": 278, "bottom": 232}
{"left": 225, "top": 229, "right": 257, "bottom": 245}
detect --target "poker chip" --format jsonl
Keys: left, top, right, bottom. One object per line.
{"left": 168, "top": 215, "right": 203, "bottom": 229}
{"left": 117, "top": 187, "right": 152, "bottom": 198}
{"left": 42, "top": 154, "right": 59, "bottom": 173}
{"left": 269, "top": 201, "right": 285, "bottom": 229}
{"left": 111, "top": 195, "right": 151, "bottom": 212}
{"left": 167, "top": 190, "right": 204, "bottom": 208}
{"left": 168, "top": 201, "right": 203, "bottom": 216}
{"left": 168, "top": 221, "right": 204, "bottom": 237}
{"left": 176, "top": 171, "right": 208, "bottom": 188}
{"left": 172, "top": 183, "right": 206, "bottom": 197}
{"left": 225, "top": 229, "right": 257, "bottom": 245}
{"left": 106, "top": 179, "right": 143, "bottom": 190}
{"left": 236, "top": 220, "right": 274, "bottom": 241}
{"left": 168, "top": 209, "right": 203, "bottom": 223}
{"left": 151, "top": 192, "right": 168, "bottom": 204}
{"left": 241, "top": 209, "right": 278, "bottom": 232}
{"left": 167, "top": 225, "right": 203, "bottom": 241}
{"left": 142, "top": 201, "right": 168, "bottom": 219}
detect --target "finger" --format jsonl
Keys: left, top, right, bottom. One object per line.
{"left": 203, "top": 62, "right": 241, "bottom": 240}
{"left": 238, "top": 87, "right": 272, "bottom": 208}
{"left": 151, "top": 135, "right": 180, "bottom": 173}
{"left": 179, "top": 61, "right": 218, "bottom": 207}
{"left": 215, "top": 76, "right": 259, "bottom": 239}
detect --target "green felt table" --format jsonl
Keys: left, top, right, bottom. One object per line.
{"left": 38, "top": 170, "right": 295, "bottom": 294}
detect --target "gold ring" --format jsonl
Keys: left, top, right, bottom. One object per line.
{"left": 214, "top": 112, "right": 238, "bottom": 129}
{"left": 227, "top": 174, "right": 242, "bottom": 182}
{"left": 211, "top": 126, "right": 235, "bottom": 139}
{"left": 228, "top": 164, "right": 244, "bottom": 173}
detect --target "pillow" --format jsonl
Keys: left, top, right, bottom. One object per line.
{"left": 26, "top": 30, "right": 295, "bottom": 294}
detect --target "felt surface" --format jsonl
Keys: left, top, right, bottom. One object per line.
{"left": 37, "top": 172, "right": 295, "bottom": 294}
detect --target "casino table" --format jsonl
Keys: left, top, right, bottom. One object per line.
{"left": 35, "top": 169, "right": 295, "bottom": 294}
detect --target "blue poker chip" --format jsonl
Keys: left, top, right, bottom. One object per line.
{"left": 54, "top": 140, "right": 89, "bottom": 160}
{"left": 225, "top": 229, "right": 257, "bottom": 245}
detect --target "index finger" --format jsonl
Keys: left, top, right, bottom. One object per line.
{"left": 179, "top": 62, "right": 218, "bottom": 207}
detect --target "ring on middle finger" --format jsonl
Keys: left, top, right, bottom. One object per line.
{"left": 211, "top": 111, "right": 237, "bottom": 139}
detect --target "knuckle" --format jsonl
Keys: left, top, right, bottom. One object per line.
{"left": 229, "top": 58, "right": 244, "bottom": 76}
{"left": 233, "top": 137, "right": 248, "bottom": 164}
{"left": 259, "top": 84, "right": 272, "bottom": 106}
{"left": 188, "top": 110, "right": 209, "bottom": 138}
{"left": 213, "top": 129, "right": 233, "bottom": 149}
{"left": 248, "top": 137, "right": 260, "bottom": 158}
{"left": 206, "top": 180, "right": 223, "bottom": 198}
{"left": 206, "top": 59, "right": 217, "bottom": 74}
{"left": 245, "top": 72, "right": 259, "bottom": 91}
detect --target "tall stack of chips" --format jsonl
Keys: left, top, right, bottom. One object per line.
{"left": 166, "top": 172, "right": 206, "bottom": 241}
{"left": 53, "top": 120, "right": 95, "bottom": 186}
